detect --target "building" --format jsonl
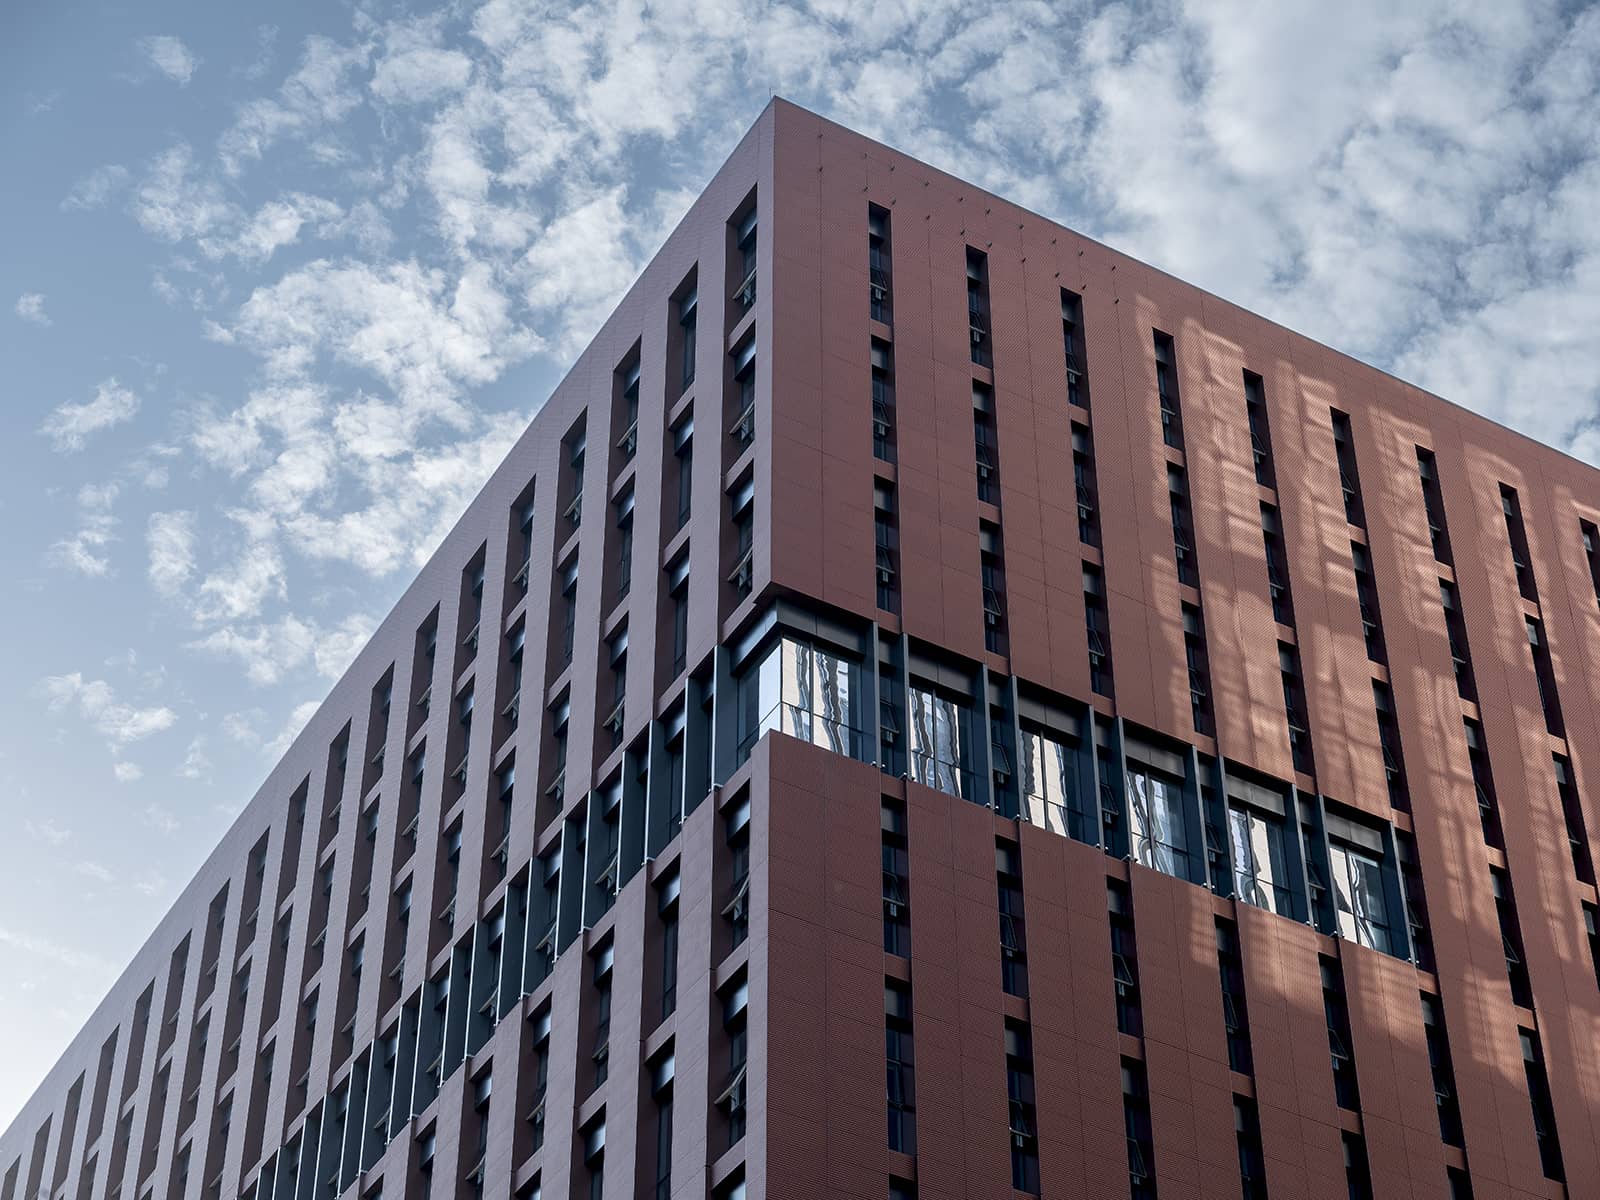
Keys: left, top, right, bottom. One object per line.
{"left": 7, "top": 96, "right": 1600, "bottom": 1200}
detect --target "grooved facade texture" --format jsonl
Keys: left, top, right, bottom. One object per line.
{"left": 7, "top": 99, "right": 1600, "bottom": 1200}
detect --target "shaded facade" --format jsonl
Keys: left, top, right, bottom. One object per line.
{"left": 7, "top": 98, "right": 1600, "bottom": 1200}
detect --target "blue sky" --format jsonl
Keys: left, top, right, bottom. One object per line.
{"left": 3, "top": 0, "right": 1599, "bottom": 1128}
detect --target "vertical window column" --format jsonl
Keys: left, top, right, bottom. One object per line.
{"left": 885, "top": 980, "right": 915, "bottom": 1156}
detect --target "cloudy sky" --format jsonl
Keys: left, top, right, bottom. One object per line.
{"left": 3, "top": 0, "right": 1599, "bottom": 1129}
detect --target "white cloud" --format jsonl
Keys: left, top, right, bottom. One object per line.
{"left": 39, "top": 379, "right": 140, "bottom": 451}
{"left": 142, "top": 803, "right": 178, "bottom": 833}
{"left": 186, "top": 612, "right": 372, "bottom": 685}
{"left": 146, "top": 511, "right": 196, "bottom": 597}
{"left": 74, "top": 861, "right": 114, "bottom": 883}
{"left": 221, "top": 710, "right": 264, "bottom": 744}
{"left": 177, "top": 737, "right": 210, "bottom": 779}
{"left": 219, "top": 34, "right": 372, "bottom": 174}
{"left": 112, "top": 761, "right": 144, "bottom": 784}
{"left": 47, "top": 482, "right": 120, "bottom": 577}
{"left": 132, "top": 144, "right": 233, "bottom": 243}
{"left": 41, "top": 672, "right": 177, "bottom": 747}
{"left": 266, "top": 700, "right": 322, "bottom": 759}
{"left": 62, "top": 164, "right": 131, "bottom": 211}
{"left": 133, "top": 870, "right": 169, "bottom": 897}
{"left": 14, "top": 293, "right": 50, "bottom": 326}
{"left": 195, "top": 538, "right": 287, "bottom": 622}
{"left": 24, "top": 819, "right": 71, "bottom": 847}
{"left": 137, "top": 35, "right": 199, "bottom": 85}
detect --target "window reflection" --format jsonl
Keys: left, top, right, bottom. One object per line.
{"left": 738, "top": 636, "right": 859, "bottom": 761}
{"left": 908, "top": 687, "right": 966, "bottom": 798}
{"left": 1228, "top": 805, "right": 1289, "bottom": 915}
{"left": 1328, "top": 841, "right": 1391, "bottom": 954}
{"left": 1020, "top": 728, "right": 1075, "bottom": 837}
{"left": 1127, "top": 766, "right": 1188, "bottom": 879}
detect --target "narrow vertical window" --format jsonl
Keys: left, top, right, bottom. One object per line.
{"left": 997, "top": 840, "right": 1028, "bottom": 998}
{"left": 1261, "top": 503, "right": 1294, "bottom": 625}
{"left": 1580, "top": 519, "right": 1600, "bottom": 608}
{"left": 1421, "top": 992, "right": 1464, "bottom": 1147}
{"left": 677, "top": 283, "right": 697, "bottom": 394}
{"left": 1280, "top": 642, "right": 1313, "bottom": 777}
{"left": 1491, "top": 867, "right": 1533, "bottom": 1009}
{"left": 885, "top": 980, "right": 916, "bottom": 1154}
{"left": 1522, "top": 1028, "right": 1564, "bottom": 1181}
{"left": 875, "top": 481, "right": 899, "bottom": 614}
{"left": 1183, "top": 602, "right": 1214, "bottom": 737}
{"left": 1005, "top": 1022, "right": 1039, "bottom": 1193}
{"left": 1216, "top": 918, "right": 1254, "bottom": 1075}
{"left": 1062, "top": 289, "right": 1089, "bottom": 409}
{"left": 1499, "top": 485, "right": 1538, "bottom": 602}
{"left": 1321, "top": 957, "right": 1361, "bottom": 1111}
{"left": 1123, "top": 1058, "right": 1156, "bottom": 1200}
{"left": 1416, "top": 448, "right": 1452, "bottom": 566}
{"left": 1555, "top": 754, "right": 1595, "bottom": 884}
{"left": 1350, "top": 541, "right": 1386, "bottom": 665}
{"left": 1169, "top": 464, "right": 1199, "bottom": 587}
{"left": 1525, "top": 616, "right": 1564, "bottom": 738}
{"left": 1243, "top": 371, "right": 1275, "bottom": 489}
{"left": 1072, "top": 422, "right": 1100, "bottom": 547}
{"left": 1371, "top": 680, "right": 1406, "bottom": 810}
{"left": 1343, "top": 1131, "right": 1374, "bottom": 1200}
{"left": 871, "top": 339, "right": 896, "bottom": 463}
{"left": 882, "top": 799, "right": 911, "bottom": 957}
{"left": 973, "top": 383, "right": 999, "bottom": 504}
{"left": 966, "top": 248, "right": 990, "bottom": 367}
{"left": 980, "top": 520, "right": 1006, "bottom": 655}
{"left": 1109, "top": 882, "right": 1142, "bottom": 1037}
{"left": 1439, "top": 580, "right": 1476, "bottom": 702}
{"left": 1463, "top": 719, "right": 1502, "bottom": 848}
{"left": 1154, "top": 331, "right": 1183, "bottom": 448}
{"left": 869, "top": 204, "right": 892, "bottom": 324}
{"left": 1235, "top": 1096, "right": 1268, "bottom": 1200}
{"left": 1084, "top": 563, "right": 1113, "bottom": 698}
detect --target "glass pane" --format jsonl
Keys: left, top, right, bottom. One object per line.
{"left": 1330, "top": 842, "right": 1390, "bottom": 954}
{"left": 1021, "top": 730, "right": 1073, "bottom": 836}
{"left": 815, "top": 648, "right": 851, "bottom": 755}
{"left": 908, "top": 688, "right": 963, "bottom": 798}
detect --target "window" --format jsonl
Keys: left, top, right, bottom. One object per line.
{"left": 1109, "top": 882, "right": 1142, "bottom": 1037}
{"left": 717, "top": 979, "right": 748, "bottom": 1147}
{"left": 1350, "top": 541, "right": 1386, "bottom": 664}
{"left": 558, "top": 558, "right": 578, "bottom": 668}
{"left": 869, "top": 205, "right": 892, "bottom": 323}
{"left": 735, "top": 634, "right": 861, "bottom": 762}
{"left": 1084, "top": 562, "right": 1113, "bottom": 698}
{"left": 1586, "top": 903, "right": 1600, "bottom": 992}
{"left": 1371, "top": 680, "right": 1406, "bottom": 809}
{"left": 730, "top": 336, "right": 756, "bottom": 448}
{"left": 1553, "top": 754, "right": 1594, "bottom": 884}
{"left": 1522, "top": 1028, "right": 1564, "bottom": 1181}
{"left": 997, "top": 841, "right": 1028, "bottom": 998}
{"left": 1227, "top": 782, "right": 1289, "bottom": 915}
{"left": 666, "top": 554, "right": 689, "bottom": 679}
{"left": 1421, "top": 992, "right": 1463, "bottom": 1147}
{"left": 1169, "top": 464, "right": 1199, "bottom": 587}
{"left": 1321, "top": 957, "right": 1361, "bottom": 1111}
{"left": 590, "top": 944, "right": 613, "bottom": 1091}
{"left": 1525, "top": 615, "right": 1564, "bottom": 737}
{"left": 733, "top": 207, "right": 757, "bottom": 311}
{"left": 677, "top": 287, "right": 697, "bottom": 393}
{"left": 1343, "top": 1131, "right": 1373, "bottom": 1200}
{"left": 973, "top": 384, "right": 998, "bottom": 503}
{"left": 1281, "top": 643, "right": 1313, "bottom": 776}
{"left": 1183, "top": 602, "right": 1213, "bottom": 737}
{"left": 1126, "top": 742, "right": 1190, "bottom": 880}
{"left": 1261, "top": 502, "right": 1293, "bottom": 625}
{"left": 592, "top": 791, "right": 621, "bottom": 913}
{"left": 1416, "top": 448, "right": 1451, "bottom": 565}
{"left": 1582, "top": 519, "right": 1600, "bottom": 607}
{"left": 1062, "top": 289, "right": 1088, "bottom": 409}
{"left": 513, "top": 497, "right": 536, "bottom": 594}
{"left": 875, "top": 484, "right": 899, "bottom": 613}
{"left": 1216, "top": 919, "right": 1253, "bottom": 1075}
{"left": 1331, "top": 409, "right": 1365, "bottom": 528}
{"left": 1154, "top": 331, "right": 1182, "bottom": 449}
{"left": 658, "top": 875, "right": 679, "bottom": 1021}
{"left": 1500, "top": 485, "right": 1538, "bottom": 602}
{"left": 1236, "top": 1097, "right": 1268, "bottom": 1199}
{"left": 615, "top": 360, "right": 640, "bottom": 465}
{"left": 1463, "top": 719, "right": 1502, "bottom": 848}
{"left": 613, "top": 488, "right": 633, "bottom": 601}
{"left": 1243, "top": 372, "right": 1274, "bottom": 489}
{"left": 1492, "top": 867, "right": 1533, "bottom": 1009}
{"left": 871, "top": 339, "right": 895, "bottom": 462}
{"left": 1072, "top": 423, "right": 1100, "bottom": 546}
{"left": 1019, "top": 724, "right": 1081, "bottom": 840}
{"left": 724, "top": 803, "right": 750, "bottom": 949}
{"left": 885, "top": 980, "right": 915, "bottom": 1154}
{"left": 671, "top": 415, "right": 693, "bottom": 531}
{"left": 882, "top": 799, "right": 911, "bottom": 957}
{"left": 583, "top": 1119, "right": 605, "bottom": 1200}
{"left": 1439, "top": 579, "right": 1476, "bottom": 701}
{"left": 728, "top": 475, "right": 754, "bottom": 601}
{"left": 1123, "top": 1059, "right": 1156, "bottom": 1200}
{"left": 504, "top": 625, "right": 525, "bottom": 732}
{"left": 1006, "top": 1022, "right": 1039, "bottom": 1193}
{"left": 907, "top": 684, "right": 969, "bottom": 799}
{"left": 651, "top": 1054, "right": 673, "bottom": 1200}
{"left": 564, "top": 426, "right": 586, "bottom": 530}
{"left": 528, "top": 1011, "right": 550, "bottom": 1151}
{"left": 1327, "top": 819, "right": 1392, "bottom": 955}
{"left": 980, "top": 523, "right": 1005, "bottom": 654}
{"left": 967, "top": 248, "right": 990, "bottom": 367}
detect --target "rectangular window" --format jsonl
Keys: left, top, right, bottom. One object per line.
{"left": 980, "top": 523, "right": 1006, "bottom": 655}
{"left": 1123, "top": 1058, "right": 1156, "bottom": 1200}
{"left": 1499, "top": 485, "right": 1538, "bottom": 602}
{"left": 1216, "top": 919, "right": 1253, "bottom": 1075}
{"left": 1262, "top": 502, "right": 1294, "bottom": 626}
{"left": 875, "top": 482, "right": 898, "bottom": 613}
{"left": 1421, "top": 992, "right": 1463, "bottom": 1147}
{"left": 1281, "top": 642, "right": 1313, "bottom": 776}
{"left": 1321, "top": 957, "right": 1362, "bottom": 1111}
{"left": 730, "top": 336, "right": 756, "bottom": 449}
{"left": 1126, "top": 741, "right": 1190, "bottom": 880}
{"left": 736, "top": 634, "right": 861, "bottom": 762}
{"left": 672, "top": 415, "right": 693, "bottom": 531}
{"left": 1525, "top": 616, "right": 1564, "bottom": 737}
{"left": 1584, "top": 903, "right": 1600, "bottom": 992}
{"left": 657, "top": 877, "right": 678, "bottom": 1022}
{"left": 717, "top": 979, "right": 749, "bottom": 1148}
{"left": 733, "top": 206, "right": 757, "bottom": 313}
{"left": 1327, "top": 819, "right": 1392, "bottom": 956}
{"left": 885, "top": 980, "right": 915, "bottom": 1154}
{"left": 967, "top": 248, "right": 990, "bottom": 367}
{"left": 677, "top": 286, "right": 697, "bottom": 393}
{"left": 1154, "top": 331, "right": 1183, "bottom": 449}
{"left": 1236, "top": 1096, "right": 1268, "bottom": 1200}
{"left": 1463, "top": 719, "right": 1503, "bottom": 848}
{"left": 1019, "top": 724, "right": 1083, "bottom": 840}
{"left": 1522, "top": 1028, "right": 1564, "bottom": 1181}
{"left": 871, "top": 339, "right": 896, "bottom": 463}
{"left": 1005, "top": 1022, "right": 1039, "bottom": 1194}
{"left": 997, "top": 841, "right": 1028, "bottom": 998}
{"left": 590, "top": 945, "right": 612, "bottom": 1091}
{"left": 1554, "top": 754, "right": 1594, "bottom": 884}
{"left": 1062, "top": 289, "right": 1088, "bottom": 409}
{"left": 882, "top": 799, "right": 911, "bottom": 957}
{"left": 907, "top": 684, "right": 969, "bottom": 799}
{"left": 724, "top": 807, "right": 750, "bottom": 950}
{"left": 973, "top": 384, "right": 998, "bottom": 504}
{"left": 613, "top": 489, "right": 634, "bottom": 602}
{"left": 1072, "top": 423, "right": 1101, "bottom": 547}
{"left": 1243, "top": 372, "right": 1275, "bottom": 489}
{"left": 1183, "top": 601, "right": 1214, "bottom": 738}
{"left": 1371, "top": 680, "right": 1407, "bottom": 810}
{"left": 652, "top": 1058, "right": 673, "bottom": 1200}
{"left": 1084, "top": 562, "right": 1113, "bottom": 698}
{"left": 1439, "top": 579, "right": 1476, "bottom": 701}
{"left": 1331, "top": 409, "right": 1365, "bottom": 528}
{"left": 869, "top": 204, "right": 892, "bottom": 324}
{"left": 1343, "top": 1130, "right": 1373, "bottom": 1200}
{"left": 1581, "top": 519, "right": 1600, "bottom": 607}
{"left": 1227, "top": 787, "right": 1289, "bottom": 915}
{"left": 1350, "top": 541, "right": 1386, "bottom": 665}
{"left": 1109, "top": 882, "right": 1142, "bottom": 1037}
{"left": 1169, "top": 463, "right": 1199, "bottom": 587}
{"left": 1416, "top": 448, "right": 1452, "bottom": 566}
{"left": 1492, "top": 867, "right": 1533, "bottom": 1008}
